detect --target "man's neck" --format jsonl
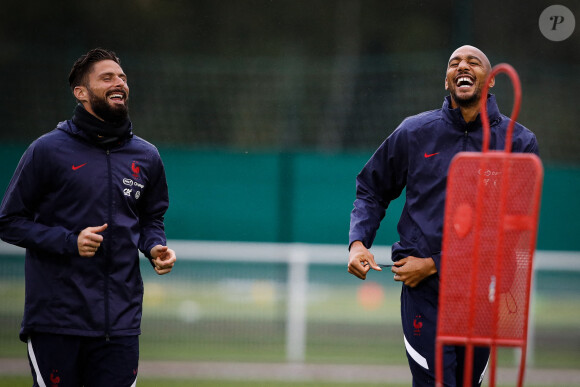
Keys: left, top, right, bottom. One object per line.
{"left": 459, "top": 106, "right": 480, "bottom": 123}
{"left": 450, "top": 97, "right": 480, "bottom": 123}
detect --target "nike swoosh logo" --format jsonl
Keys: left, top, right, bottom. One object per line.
{"left": 424, "top": 152, "right": 439, "bottom": 158}
{"left": 72, "top": 163, "right": 87, "bottom": 170}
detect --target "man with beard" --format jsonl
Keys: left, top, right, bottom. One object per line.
{"left": 347, "top": 46, "right": 538, "bottom": 386}
{"left": 0, "top": 48, "right": 176, "bottom": 386}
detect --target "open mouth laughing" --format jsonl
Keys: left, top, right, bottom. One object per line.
{"left": 455, "top": 75, "right": 474, "bottom": 89}
{"left": 107, "top": 90, "right": 127, "bottom": 104}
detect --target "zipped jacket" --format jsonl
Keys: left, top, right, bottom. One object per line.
{"left": 0, "top": 119, "right": 169, "bottom": 341}
{"left": 349, "top": 94, "right": 539, "bottom": 273}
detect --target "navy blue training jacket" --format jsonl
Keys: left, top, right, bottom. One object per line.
{"left": 0, "top": 119, "right": 169, "bottom": 341}
{"left": 349, "top": 94, "right": 539, "bottom": 273}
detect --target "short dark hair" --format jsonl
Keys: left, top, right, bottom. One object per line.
{"left": 68, "top": 48, "right": 121, "bottom": 91}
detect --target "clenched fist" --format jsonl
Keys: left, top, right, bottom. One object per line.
{"left": 77, "top": 224, "right": 108, "bottom": 257}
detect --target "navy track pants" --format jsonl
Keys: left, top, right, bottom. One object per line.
{"left": 401, "top": 275, "right": 490, "bottom": 387}
{"left": 27, "top": 333, "right": 139, "bottom": 387}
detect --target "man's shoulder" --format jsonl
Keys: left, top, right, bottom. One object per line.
{"left": 130, "top": 135, "right": 158, "bottom": 151}
{"left": 397, "top": 108, "right": 444, "bottom": 132}
{"left": 30, "top": 124, "right": 72, "bottom": 149}
{"left": 511, "top": 118, "right": 534, "bottom": 134}
{"left": 128, "top": 135, "right": 162, "bottom": 160}
{"left": 498, "top": 114, "right": 536, "bottom": 139}
{"left": 509, "top": 118, "right": 539, "bottom": 153}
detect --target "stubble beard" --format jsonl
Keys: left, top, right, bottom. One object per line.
{"left": 451, "top": 85, "right": 482, "bottom": 109}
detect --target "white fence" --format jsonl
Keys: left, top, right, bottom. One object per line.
{"left": 1, "top": 240, "right": 579, "bottom": 364}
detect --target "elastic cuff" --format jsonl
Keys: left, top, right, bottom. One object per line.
{"left": 66, "top": 232, "right": 80, "bottom": 256}
{"left": 431, "top": 252, "right": 441, "bottom": 274}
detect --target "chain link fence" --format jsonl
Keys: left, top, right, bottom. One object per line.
{"left": 1, "top": 51, "right": 579, "bottom": 164}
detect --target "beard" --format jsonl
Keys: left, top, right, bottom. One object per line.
{"left": 453, "top": 93, "right": 478, "bottom": 108}
{"left": 87, "top": 87, "right": 129, "bottom": 123}
{"left": 450, "top": 86, "right": 482, "bottom": 109}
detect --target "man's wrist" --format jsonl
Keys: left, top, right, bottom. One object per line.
{"left": 349, "top": 240, "right": 365, "bottom": 251}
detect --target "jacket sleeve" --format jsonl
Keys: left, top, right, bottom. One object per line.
{"left": 0, "top": 141, "right": 79, "bottom": 255}
{"left": 137, "top": 148, "right": 169, "bottom": 260}
{"left": 349, "top": 126, "right": 408, "bottom": 249}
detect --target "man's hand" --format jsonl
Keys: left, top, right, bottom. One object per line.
{"left": 78, "top": 224, "right": 108, "bottom": 257}
{"left": 150, "top": 245, "right": 176, "bottom": 275}
{"left": 391, "top": 256, "right": 437, "bottom": 288}
{"left": 347, "top": 241, "right": 382, "bottom": 280}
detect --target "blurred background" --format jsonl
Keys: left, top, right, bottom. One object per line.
{"left": 0, "top": 0, "right": 579, "bottom": 385}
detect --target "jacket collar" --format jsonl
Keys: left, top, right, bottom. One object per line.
{"left": 57, "top": 119, "right": 134, "bottom": 148}
{"left": 56, "top": 105, "right": 133, "bottom": 148}
{"left": 442, "top": 94, "right": 502, "bottom": 132}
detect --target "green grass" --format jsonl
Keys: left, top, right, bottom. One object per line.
{"left": 1, "top": 259, "right": 579, "bottom": 375}
{"left": 0, "top": 376, "right": 405, "bottom": 387}
{"left": 136, "top": 382, "right": 404, "bottom": 387}
{"left": 1, "top": 376, "right": 579, "bottom": 387}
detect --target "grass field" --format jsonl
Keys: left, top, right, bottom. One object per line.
{"left": 0, "top": 377, "right": 407, "bottom": 387}
{"left": 1, "top": 376, "right": 579, "bottom": 387}
{"left": 1, "top": 256, "right": 579, "bottom": 386}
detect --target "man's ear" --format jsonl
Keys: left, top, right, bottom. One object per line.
{"left": 444, "top": 77, "right": 449, "bottom": 91}
{"left": 488, "top": 76, "right": 495, "bottom": 89}
{"left": 73, "top": 86, "right": 87, "bottom": 102}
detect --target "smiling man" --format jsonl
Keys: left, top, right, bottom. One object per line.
{"left": 445, "top": 46, "right": 494, "bottom": 123}
{"left": 77, "top": 59, "right": 130, "bottom": 123}
{"left": 348, "top": 46, "right": 538, "bottom": 386}
{"left": 0, "top": 48, "right": 176, "bottom": 387}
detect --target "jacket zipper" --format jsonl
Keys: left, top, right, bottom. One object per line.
{"left": 463, "top": 130, "right": 468, "bottom": 151}
{"left": 104, "top": 149, "right": 112, "bottom": 340}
